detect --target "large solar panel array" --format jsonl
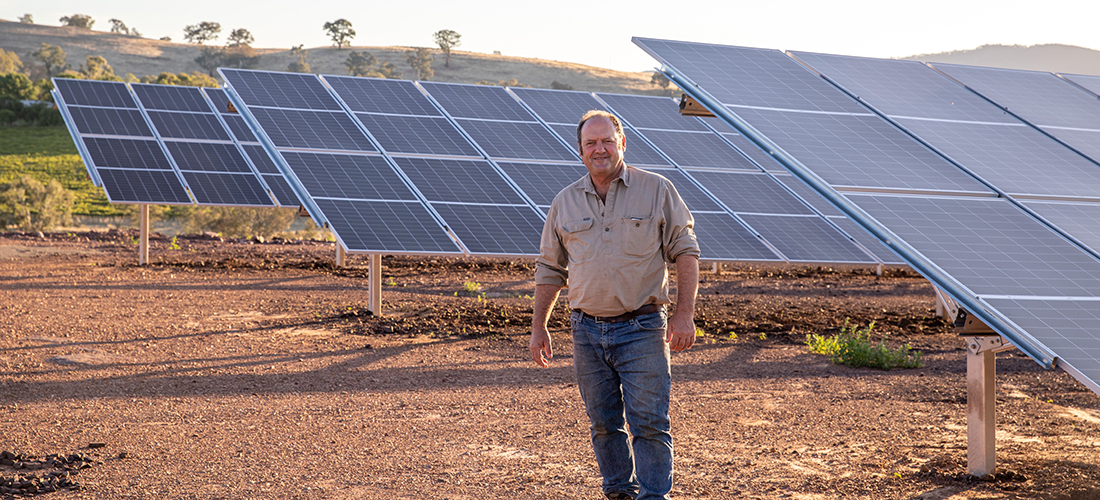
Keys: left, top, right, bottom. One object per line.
{"left": 53, "top": 79, "right": 300, "bottom": 208}
{"left": 635, "top": 37, "right": 1100, "bottom": 392}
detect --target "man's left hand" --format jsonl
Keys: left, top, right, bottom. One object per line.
{"left": 666, "top": 313, "right": 696, "bottom": 352}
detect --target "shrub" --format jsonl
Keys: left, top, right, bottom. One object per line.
{"left": 806, "top": 319, "right": 923, "bottom": 370}
{"left": 0, "top": 174, "right": 75, "bottom": 231}
{"left": 179, "top": 206, "right": 296, "bottom": 239}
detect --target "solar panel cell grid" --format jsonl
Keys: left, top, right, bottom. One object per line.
{"left": 182, "top": 171, "right": 273, "bottom": 206}
{"left": 633, "top": 38, "right": 868, "bottom": 113}
{"left": 851, "top": 194, "right": 1100, "bottom": 297}
{"left": 1028, "top": 128, "right": 1100, "bottom": 165}
{"left": 68, "top": 107, "right": 154, "bottom": 137}
{"left": 96, "top": 168, "right": 192, "bottom": 204}
{"left": 221, "top": 69, "right": 342, "bottom": 110}
{"left": 146, "top": 111, "right": 233, "bottom": 141}
{"left": 392, "top": 157, "right": 527, "bottom": 204}
{"left": 280, "top": 152, "right": 413, "bottom": 201}
{"left": 432, "top": 204, "right": 544, "bottom": 255}
{"left": 202, "top": 87, "right": 233, "bottom": 113}
{"left": 690, "top": 212, "right": 780, "bottom": 261}
{"left": 222, "top": 114, "right": 259, "bottom": 142}
{"left": 771, "top": 174, "right": 844, "bottom": 216}
{"left": 983, "top": 298, "right": 1100, "bottom": 387}
{"left": 738, "top": 214, "right": 875, "bottom": 263}
{"left": 82, "top": 137, "right": 174, "bottom": 170}
{"left": 355, "top": 114, "right": 480, "bottom": 156}
{"left": 52, "top": 79, "right": 137, "bottom": 108}
{"left": 496, "top": 162, "right": 588, "bottom": 206}
{"left": 657, "top": 169, "right": 724, "bottom": 212}
{"left": 165, "top": 142, "right": 254, "bottom": 173}
{"left": 420, "top": 82, "right": 534, "bottom": 121}
{"left": 457, "top": 120, "right": 577, "bottom": 161}
{"left": 828, "top": 216, "right": 905, "bottom": 265}
{"left": 251, "top": 108, "right": 376, "bottom": 151}
{"left": 241, "top": 144, "right": 281, "bottom": 174}
{"left": 263, "top": 173, "right": 300, "bottom": 207}
{"left": 687, "top": 171, "right": 814, "bottom": 214}
{"left": 734, "top": 107, "right": 991, "bottom": 193}
{"left": 315, "top": 198, "right": 461, "bottom": 253}
{"left": 510, "top": 88, "right": 608, "bottom": 124}
{"left": 132, "top": 84, "right": 213, "bottom": 113}
{"left": 790, "top": 52, "right": 1017, "bottom": 123}
{"left": 638, "top": 129, "right": 759, "bottom": 170}
{"left": 1023, "top": 201, "right": 1100, "bottom": 251}
{"left": 324, "top": 76, "right": 442, "bottom": 116}
{"left": 597, "top": 93, "right": 710, "bottom": 132}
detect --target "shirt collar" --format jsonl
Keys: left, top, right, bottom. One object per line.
{"left": 580, "top": 165, "right": 632, "bottom": 195}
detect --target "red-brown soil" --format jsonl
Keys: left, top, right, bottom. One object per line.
{"left": 2, "top": 230, "right": 1099, "bottom": 499}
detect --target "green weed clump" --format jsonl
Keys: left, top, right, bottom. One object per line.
{"left": 806, "top": 319, "right": 923, "bottom": 370}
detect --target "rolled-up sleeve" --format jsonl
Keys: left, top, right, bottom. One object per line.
{"left": 661, "top": 181, "right": 701, "bottom": 263}
{"left": 534, "top": 202, "right": 569, "bottom": 287}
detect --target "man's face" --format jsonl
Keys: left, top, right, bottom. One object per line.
{"left": 579, "top": 117, "right": 625, "bottom": 179}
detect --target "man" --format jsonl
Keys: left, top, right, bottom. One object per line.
{"left": 529, "top": 110, "right": 700, "bottom": 500}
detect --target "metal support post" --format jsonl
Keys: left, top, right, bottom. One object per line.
{"left": 368, "top": 254, "right": 382, "bottom": 316}
{"left": 876, "top": 263, "right": 883, "bottom": 277}
{"left": 336, "top": 245, "right": 347, "bottom": 268}
{"left": 965, "top": 336, "right": 1014, "bottom": 477}
{"left": 711, "top": 261, "right": 721, "bottom": 274}
{"left": 139, "top": 204, "right": 150, "bottom": 266}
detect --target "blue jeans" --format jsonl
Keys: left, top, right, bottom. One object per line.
{"left": 571, "top": 310, "right": 673, "bottom": 500}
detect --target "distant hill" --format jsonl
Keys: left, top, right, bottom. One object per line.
{"left": 0, "top": 19, "right": 665, "bottom": 95}
{"left": 901, "top": 43, "right": 1100, "bottom": 76}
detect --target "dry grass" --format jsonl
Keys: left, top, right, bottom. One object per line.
{"left": 0, "top": 19, "right": 668, "bottom": 94}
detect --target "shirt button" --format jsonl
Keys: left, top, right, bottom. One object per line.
{"left": 604, "top": 227, "right": 610, "bottom": 232}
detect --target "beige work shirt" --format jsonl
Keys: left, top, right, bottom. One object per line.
{"left": 534, "top": 166, "right": 700, "bottom": 317}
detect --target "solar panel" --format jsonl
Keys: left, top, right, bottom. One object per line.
{"left": 791, "top": 52, "right": 1017, "bottom": 123}
{"left": 637, "top": 129, "right": 759, "bottom": 170}
{"left": 202, "top": 87, "right": 234, "bottom": 113}
{"left": 597, "top": 93, "right": 710, "bottom": 132}
{"left": 983, "top": 297, "right": 1100, "bottom": 391}
{"left": 849, "top": 194, "right": 1100, "bottom": 297}
{"left": 132, "top": 84, "right": 213, "bottom": 113}
{"left": 96, "top": 169, "right": 192, "bottom": 204}
{"left": 1061, "top": 73, "right": 1100, "bottom": 96}
{"left": 146, "top": 111, "right": 233, "bottom": 141}
{"left": 83, "top": 137, "right": 173, "bottom": 170}
{"left": 222, "top": 114, "right": 259, "bottom": 142}
{"left": 182, "top": 171, "right": 272, "bottom": 206}
{"left": 771, "top": 174, "right": 844, "bottom": 216}
{"left": 419, "top": 82, "right": 533, "bottom": 121}
{"left": 52, "top": 79, "right": 137, "bottom": 108}
{"left": 431, "top": 204, "right": 543, "bottom": 255}
{"left": 510, "top": 87, "right": 609, "bottom": 124}
{"left": 393, "top": 157, "right": 528, "bottom": 204}
{"left": 241, "top": 144, "right": 281, "bottom": 174}
{"left": 633, "top": 38, "right": 867, "bottom": 114}
{"left": 686, "top": 171, "right": 815, "bottom": 214}
{"left": 733, "top": 107, "right": 991, "bottom": 193}
{"left": 739, "top": 214, "right": 875, "bottom": 263}
{"left": 657, "top": 169, "right": 724, "bottom": 212}
{"left": 1023, "top": 127, "right": 1100, "bottom": 165}
{"left": 324, "top": 76, "right": 442, "bottom": 116}
{"left": 932, "top": 63, "right": 1100, "bottom": 131}
{"left": 496, "top": 162, "right": 588, "bottom": 207}
{"left": 709, "top": 129, "right": 781, "bottom": 171}
{"left": 828, "top": 216, "right": 905, "bottom": 265}
{"left": 315, "top": 199, "right": 461, "bottom": 253}
{"left": 895, "top": 118, "right": 1100, "bottom": 198}
{"left": 68, "top": 107, "right": 153, "bottom": 137}
{"left": 263, "top": 173, "right": 301, "bottom": 207}
{"left": 250, "top": 108, "right": 376, "bottom": 151}
{"left": 221, "top": 69, "right": 342, "bottom": 110}
{"left": 164, "top": 142, "right": 254, "bottom": 173}
{"left": 355, "top": 114, "right": 480, "bottom": 156}
{"left": 1023, "top": 201, "right": 1100, "bottom": 251}
{"left": 456, "top": 120, "right": 577, "bottom": 161}
{"left": 690, "top": 212, "right": 781, "bottom": 261}
{"left": 280, "top": 152, "right": 412, "bottom": 200}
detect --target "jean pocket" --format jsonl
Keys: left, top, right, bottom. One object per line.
{"left": 633, "top": 311, "right": 667, "bottom": 331}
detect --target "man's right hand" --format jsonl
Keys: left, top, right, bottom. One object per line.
{"left": 530, "top": 325, "right": 553, "bottom": 368}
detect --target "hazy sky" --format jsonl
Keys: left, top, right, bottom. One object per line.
{"left": 7, "top": 0, "right": 1100, "bottom": 72}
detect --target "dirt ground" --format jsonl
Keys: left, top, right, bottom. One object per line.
{"left": 2, "top": 230, "right": 1100, "bottom": 500}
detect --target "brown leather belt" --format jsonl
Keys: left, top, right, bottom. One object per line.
{"left": 574, "top": 304, "right": 662, "bottom": 323}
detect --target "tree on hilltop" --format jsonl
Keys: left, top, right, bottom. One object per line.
{"left": 184, "top": 22, "right": 222, "bottom": 44}
{"left": 18, "top": 14, "right": 33, "bottom": 24}
{"left": 79, "top": 56, "right": 122, "bottom": 81}
{"left": 227, "top": 28, "right": 255, "bottom": 47}
{"left": 288, "top": 45, "right": 311, "bottom": 73}
{"left": 345, "top": 51, "right": 378, "bottom": 77}
{"left": 109, "top": 19, "right": 129, "bottom": 34}
{"left": 29, "top": 44, "right": 68, "bottom": 78}
{"left": 324, "top": 19, "right": 355, "bottom": 49}
{"left": 140, "top": 72, "right": 219, "bottom": 88}
{"left": 405, "top": 48, "right": 433, "bottom": 80}
{"left": 60, "top": 14, "right": 94, "bottom": 29}
{"left": 432, "top": 29, "right": 461, "bottom": 67}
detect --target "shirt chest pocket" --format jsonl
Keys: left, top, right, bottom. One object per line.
{"left": 621, "top": 216, "right": 660, "bottom": 257}
{"left": 561, "top": 218, "right": 596, "bottom": 263}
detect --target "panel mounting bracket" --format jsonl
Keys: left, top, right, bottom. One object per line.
{"left": 678, "top": 94, "right": 715, "bottom": 117}
{"left": 955, "top": 307, "right": 996, "bottom": 335}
